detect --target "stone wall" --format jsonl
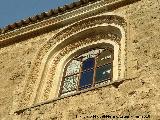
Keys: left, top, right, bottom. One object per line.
{"left": 0, "top": 0, "right": 160, "bottom": 120}
{"left": 0, "top": 31, "right": 57, "bottom": 120}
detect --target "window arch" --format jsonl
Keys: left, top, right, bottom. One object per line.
{"left": 19, "top": 15, "right": 126, "bottom": 107}
{"left": 59, "top": 47, "right": 114, "bottom": 96}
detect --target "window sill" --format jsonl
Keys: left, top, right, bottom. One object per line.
{"left": 15, "top": 78, "right": 128, "bottom": 115}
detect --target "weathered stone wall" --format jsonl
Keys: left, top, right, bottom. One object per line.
{"left": 0, "top": 0, "right": 160, "bottom": 120}
{"left": 0, "top": 31, "right": 58, "bottom": 120}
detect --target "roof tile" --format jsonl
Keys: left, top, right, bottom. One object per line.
{"left": 0, "top": 0, "right": 99, "bottom": 34}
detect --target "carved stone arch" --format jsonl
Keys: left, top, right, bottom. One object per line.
{"left": 55, "top": 40, "right": 119, "bottom": 96}
{"left": 20, "top": 15, "right": 127, "bottom": 109}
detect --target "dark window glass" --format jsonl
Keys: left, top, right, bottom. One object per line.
{"left": 97, "top": 49, "right": 113, "bottom": 67}
{"left": 82, "top": 58, "right": 95, "bottom": 70}
{"left": 60, "top": 48, "right": 114, "bottom": 96}
{"left": 79, "top": 70, "right": 94, "bottom": 90}
{"left": 95, "top": 63, "right": 112, "bottom": 83}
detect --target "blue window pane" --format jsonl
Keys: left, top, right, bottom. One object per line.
{"left": 95, "top": 63, "right": 112, "bottom": 83}
{"left": 82, "top": 58, "right": 95, "bottom": 70}
{"left": 79, "top": 70, "right": 94, "bottom": 90}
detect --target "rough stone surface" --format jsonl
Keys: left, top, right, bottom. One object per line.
{"left": 0, "top": 31, "right": 57, "bottom": 120}
{"left": 0, "top": 0, "right": 160, "bottom": 120}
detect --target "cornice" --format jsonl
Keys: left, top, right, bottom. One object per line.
{"left": 0, "top": 0, "right": 100, "bottom": 34}
{"left": 0, "top": 0, "right": 140, "bottom": 47}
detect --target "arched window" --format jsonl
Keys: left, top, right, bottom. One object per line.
{"left": 59, "top": 47, "right": 114, "bottom": 96}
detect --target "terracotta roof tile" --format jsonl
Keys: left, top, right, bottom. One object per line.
{"left": 0, "top": 0, "right": 98, "bottom": 34}
{"left": 16, "top": 21, "right": 23, "bottom": 27}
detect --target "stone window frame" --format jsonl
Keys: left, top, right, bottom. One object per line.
{"left": 59, "top": 46, "right": 114, "bottom": 96}
{"left": 56, "top": 38, "right": 120, "bottom": 98}
{"left": 19, "top": 14, "right": 127, "bottom": 109}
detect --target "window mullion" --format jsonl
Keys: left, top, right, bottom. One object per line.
{"left": 92, "top": 57, "right": 97, "bottom": 87}
{"left": 77, "top": 58, "right": 83, "bottom": 91}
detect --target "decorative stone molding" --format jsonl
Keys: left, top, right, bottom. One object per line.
{"left": 0, "top": 0, "right": 104, "bottom": 41}
{"left": 41, "top": 34, "right": 120, "bottom": 101}
{"left": 0, "top": 0, "right": 139, "bottom": 47}
{"left": 19, "top": 14, "right": 127, "bottom": 110}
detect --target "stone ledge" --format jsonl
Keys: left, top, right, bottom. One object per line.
{"left": 14, "top": 77, "right": 136, "bottom": 115}
{"left": 0, "top": 0, "right": 140, "bottom": 48}
{"left": 0, "top": 0, "right": 100, "bottom": 34}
